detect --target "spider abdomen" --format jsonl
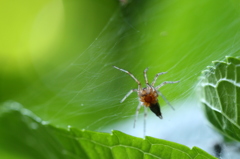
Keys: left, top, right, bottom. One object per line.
{"left": 149, "top": 102, "right": 162, "bottom": 119}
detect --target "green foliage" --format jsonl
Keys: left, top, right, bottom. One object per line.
{"left": 0, "top": 102, "right": 216, "bottom": 159}
{"left": 1, "top": 0, "right": 240, "bottom": 158}
{"left": 1, "top": 0, "right": 240, "bottom": 131}
{"left": 200, "top": 56, "right": 240, "bottom": 141}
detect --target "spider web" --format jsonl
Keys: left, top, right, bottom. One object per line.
{"left": 11, "top": 0, "right": 240, "bottom": 157}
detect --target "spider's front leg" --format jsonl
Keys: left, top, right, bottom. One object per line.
{"left": 155, "top": 81, "right": 180, "bottom": 90}
{"left": 120, "top": 89, "right": 138, "bottom": 103}
{"left": 151, "top": 72, "right": 168, "bottom": 86}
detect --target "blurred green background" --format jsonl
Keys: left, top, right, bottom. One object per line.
{"left": 1, "top": 0, "right": 240, "bottom": 157}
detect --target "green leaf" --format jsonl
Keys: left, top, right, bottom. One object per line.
{"left": 0, "top": 101, "right": 215, "bottom": 159}
{"left": 200, "top": 56, "right": 240, "bottom": 141}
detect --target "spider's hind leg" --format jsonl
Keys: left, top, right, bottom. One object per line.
{"left": 143, "top": 105, "right": 148, "bottom": 137}
{"left": 133, "top": 102, "right": 142, "bottom": 128}
{"left": 158, "top": 91, "right": 175, "bottom": 110}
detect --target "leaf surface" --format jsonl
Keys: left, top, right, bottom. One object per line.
{"left": 200, "top": 56, "right": 240, "bottom": 141}
{"left": 0, "top": 102, "right": 216, "bottom": 159}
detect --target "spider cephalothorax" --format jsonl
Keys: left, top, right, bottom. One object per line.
{"left": 113, "top": 66, "right": 179, "bottom": 135}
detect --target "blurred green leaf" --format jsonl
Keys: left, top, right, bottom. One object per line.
{"left": 200, "top": 56, "right": 240, "bottom": 141}
{"left": 0, "top": 101, "right": 215, "bottom": 159}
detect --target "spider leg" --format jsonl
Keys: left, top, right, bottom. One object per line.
{"left": 143, "top": 106, "right": 148, "bottom": 137}
{"left": 158, "top": 90, "right": 175, "bottom": 110}
{"left": 133, "top": 102, "right": 142, "bottom": 128}
{"left": 120, "top": 89, "right": 138, "bottom": 103}
{"left": 155, "top": 81, "right": 180, "bottom": 89}
{"left": 113, "top": 66, "right": 142, "bottom": 90}
{"left": 143, "top": 67, "right": 149, "bottom": 85}
{"left": 151, "top": 72, "right": 168, "bottom": 86}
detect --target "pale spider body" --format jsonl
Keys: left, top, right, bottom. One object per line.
{"left": 113, "top": 66, "right": 179, "bottom": 135}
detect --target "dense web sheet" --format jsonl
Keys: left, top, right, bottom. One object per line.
{"left": 27, "top": 1, "right": 240, "bottom": 132}
{"left": 15, "top": 1, "right": 240, "bottom": 157}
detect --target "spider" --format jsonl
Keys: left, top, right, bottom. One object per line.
{"left": 113, "top": 66, "right": 179, "bottom": 134}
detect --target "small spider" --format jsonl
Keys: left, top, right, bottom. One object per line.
{"left": 113, "top": 66, "right": 179, "bottom": 134}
